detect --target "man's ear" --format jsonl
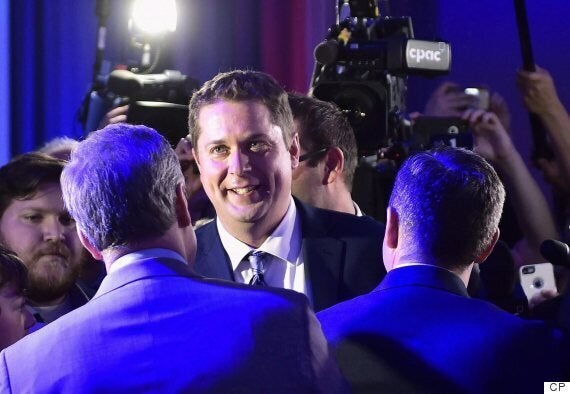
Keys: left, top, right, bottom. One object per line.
{"left": 191, "top": 147, "right": 201, "bottom": 170}
{"left": 323, "top": 147, "right": 344, "bottom": 185}
{"left": 475, "top": 229, "right": 500, "bottom": 264}
{"left": 76, "top": 228, "right": 103, "bottom": 261}
{"left": 289, "top": 133, "right": 300, "bottom": 170}
{"left": 175, "top": 183, "right": 192, "bottom": 228}
{"left": 385, "top": 206, "right": 399, "bottom": 249}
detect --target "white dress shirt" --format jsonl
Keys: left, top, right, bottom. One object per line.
{"left": 109, "top": 248, "right": 188, "bottom": 274}
{"left": 217, "top": 197, "right": 307, "bottom": 296}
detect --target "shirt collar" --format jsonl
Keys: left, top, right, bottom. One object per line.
{"left": 109, "top": 248, "right": 187, "bottom": 274}
{"left": 353, "top": 200, "right": 363, "bottom": 216}
{"left": 217, "top": 196, "right": 302, "bottom": 271}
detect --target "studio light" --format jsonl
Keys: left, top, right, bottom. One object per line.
{"left": 130, "top": 0, "right": 177, "bottom": 36}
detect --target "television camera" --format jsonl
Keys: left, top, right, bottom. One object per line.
{"left": 311, "top": 0, "right": 457, "bottom": 161}
{"left": 79, "top": 0, "right": 198, "bottom": 147}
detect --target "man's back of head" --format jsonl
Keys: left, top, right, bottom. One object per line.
{"left": 61, "top": 123, "right": 191, "bottom": 264}
{"left": 387, "top": 147, "right": 505, "bottom": 271}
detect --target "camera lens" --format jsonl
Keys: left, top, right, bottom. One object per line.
{"left": 522, "top": 266, "right": 535, "bottom": 275}
{"left": 533, "top": 278, "right": 544, "bottom": 289}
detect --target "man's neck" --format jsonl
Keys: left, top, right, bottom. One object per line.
{"left": 219, "top": 200, "right": 292, "bottom": 248}
{"left": 324, "top": 186, "right": 356, "bottom": 215}
{"left": 101, "top": 227, "right": 190, "bottom": 270}
{"left": 222, "top": 218, "right": 281, "bottom": 248}
{"left": 392, "top": 260, "right": 473, "bottom": 288}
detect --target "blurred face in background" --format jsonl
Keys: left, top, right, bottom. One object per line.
{"left": 0, "top": 282, "right": 35, "bottom": 350}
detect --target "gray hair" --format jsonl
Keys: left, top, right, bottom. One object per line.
{"left": 61, "top": 124, "right": 183, "bottom": 251}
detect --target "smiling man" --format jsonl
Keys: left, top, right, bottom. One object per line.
{"left": 0, "top": 154, "right": 89, "bottom": 324}
{"left": 189, "top": 70, "right": 386, "bottom": 312}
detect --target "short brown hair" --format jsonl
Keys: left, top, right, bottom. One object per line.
{"left": 188, "top": 70, "right": 294, "bottom": 149}
{"left": 0, "top": 153, "right": 65, "bottom": 219}
{"left": 288, "top": 93, "right": 358, "bottom": 188}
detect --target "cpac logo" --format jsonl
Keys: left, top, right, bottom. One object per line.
{"left": 408, "top": 48, "right": 442, "bottom": 63}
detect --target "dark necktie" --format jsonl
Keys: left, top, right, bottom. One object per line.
{"left": 247, "top": 250, "right": 267, "bottom": 286}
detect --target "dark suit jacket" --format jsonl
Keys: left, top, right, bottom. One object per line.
{"left": 194, "top": 199, "right": 386, "bottom": 312}
{"left": 0, "top": 256, "right": 344, "bottom": 393}
{"left": 318, "top": 264, "right": 568, "bottom": 394}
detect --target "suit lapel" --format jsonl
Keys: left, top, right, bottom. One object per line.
{"left": 194, "top": 220, "right": 235, "bottom": 281}
{"left": 296, "top": 199, "right": 345, "bottom": 312}
{"left": 302, "top": 237, "right": 344, "bottom": 312}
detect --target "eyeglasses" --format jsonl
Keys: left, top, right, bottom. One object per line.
{"left": 299, "top": 147, "right": 328, "bottom": 163}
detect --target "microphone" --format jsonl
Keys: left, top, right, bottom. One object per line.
{"left": 540, "top": 239, "right": 570, "bottom": 268}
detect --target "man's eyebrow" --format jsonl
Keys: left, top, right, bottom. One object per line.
{"left": 203, "top": 138, "right": 227, "bottom": 146}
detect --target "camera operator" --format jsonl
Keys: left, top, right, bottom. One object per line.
{"left": 424, "top": 81, "right": 511, "bottom": 132}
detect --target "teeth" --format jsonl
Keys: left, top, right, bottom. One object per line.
{"left": 232, "top": 186, "right": 256, "bottom": 195}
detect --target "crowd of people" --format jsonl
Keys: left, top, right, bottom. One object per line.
{"left": 0, "top": 66, "right": 569, "bottom": 392}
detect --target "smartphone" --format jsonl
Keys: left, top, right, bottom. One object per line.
{"left": 464, "top": 87, "right": 490, "bottom": 110}
{"left": 519, "top": 263, "right": 557, "bottom": 300}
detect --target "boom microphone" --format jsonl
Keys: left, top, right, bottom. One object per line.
{"left": 540, "top": 239, "right": 570, "bottom": 268}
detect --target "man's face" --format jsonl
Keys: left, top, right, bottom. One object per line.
{"left": 194, "top": 100, "right": 299, "bottom": 235}
{"left": 0, "top": 183, "right": 83, "bottom": 305}
{"left": 0, "top": 282, "right": 35, "bottom": 350}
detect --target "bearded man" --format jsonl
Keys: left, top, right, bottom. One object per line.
{"left": 0, "top": 153, "right": 87, "bottom": 324}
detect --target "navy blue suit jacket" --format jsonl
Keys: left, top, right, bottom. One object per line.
{"left": 318, "top": 264, "right": 569, "bottom": 393}
{"left": 194, "top": 199, "right": 386, "bottom": 312}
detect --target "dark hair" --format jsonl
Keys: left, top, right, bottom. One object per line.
{"left": 61, "top": 124, "right": 184, "bottom": 251}
{"left": 0, "top": 244, "right": 27, "bottom": 291}
{"left": 188, "top": 70, "right": 294, "bottom": 149}
{"left": 0, "top": 153, "right": 65, "bottom": 218}
{"left": 390, "top": 147, "right": 505, "bottom": 269}
{"left": 288, "top": 93, "right": 358, "bottom": 189}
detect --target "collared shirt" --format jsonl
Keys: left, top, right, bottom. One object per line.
{"left": 392, "top": 262, "right": 463, "bottom": 279}
{"left": 109, "top": 248, "right": 187, "bottom": 274}
{"left": 353, "top": 200, "right": 363, "bottom": 216}
{"left": 217, "top": 196, "right": 306, "bottom": 295}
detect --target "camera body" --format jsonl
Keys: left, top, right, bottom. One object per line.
{"left": 82, "top": 69, "right": 199, "bottom": 146}
{"left": 311, "top": 8, "right": 451, "bottom": 157}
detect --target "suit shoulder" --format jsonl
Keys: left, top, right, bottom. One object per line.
{"left": 198, "top": 276, "right": 310, "bottom": 309}
{"left": 300, "top": 202, "right": 385, "bottom": 235}
{"left": 195, "top": 219, "right": 216, "bottom": 237}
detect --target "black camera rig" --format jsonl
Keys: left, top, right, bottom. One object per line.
{"left": 311, "top": 0, "right": 453, "bottom": 159}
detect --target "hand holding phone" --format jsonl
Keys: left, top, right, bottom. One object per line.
{"left": 464, "top": 87, "right": 490, "bottom": 110}
{"left": 519, "top": 263, "right": 557, "bottom": 301}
